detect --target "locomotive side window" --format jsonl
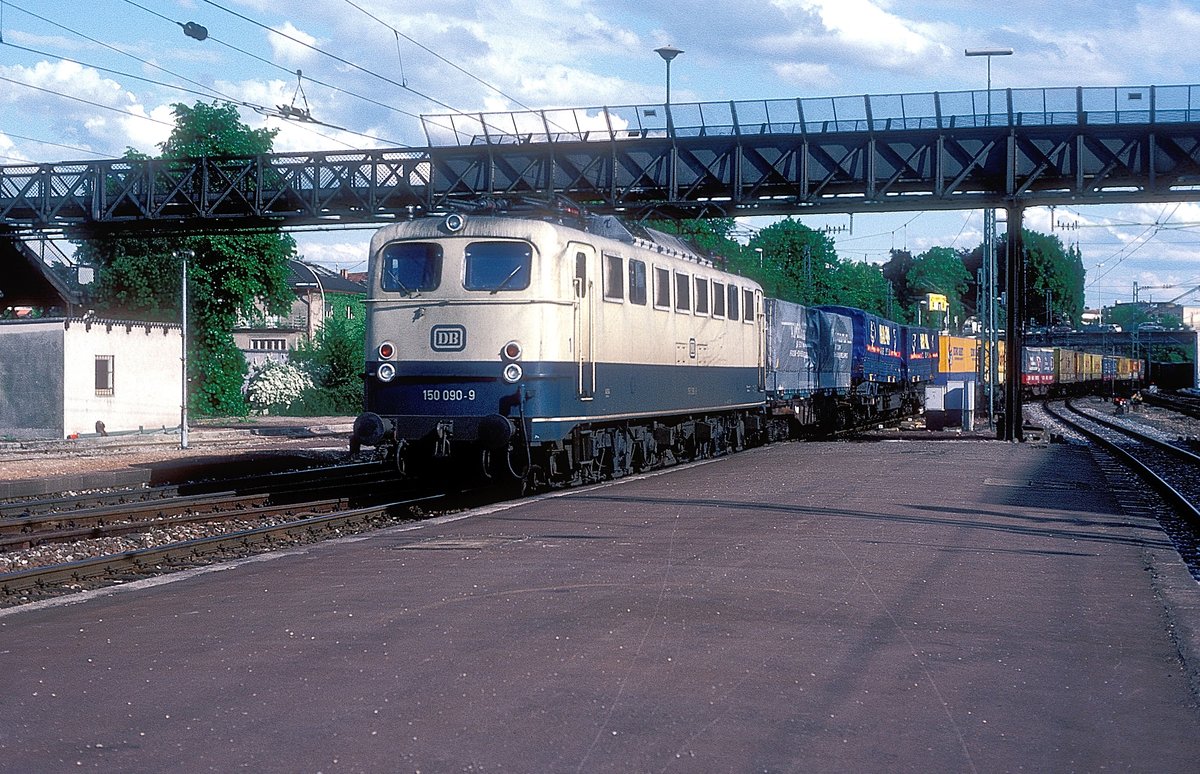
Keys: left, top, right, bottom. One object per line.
{"left": 712, "top": 281, "right": 726, "bottom": 318}
{"left": 603, "top": 253, "right": 624, "bottom": 301}
{"left": 742, "top": 288, "right": 755, "bottom": 323}
{"left": 464, "top": 241, "right": 532, "bottom": 292}
{"left": 629, "top": 259, "right": 647, "bottom": 305}
{"left": 95, "top": 355, "right": 114, "bottom": 396}
{"left": 575, "top": 252, "right": 587, "bottom": 298}
{"left": 674, "top": 272, "right": 691, "bottom": 312}
{"left": 381, "top": 242, "right": 443, "bottom": 293}
{"left": 694, "top": 277, "right": 710, "bottom": 315}
{"left": 654, "top": 266, "right": 671, "bottom": 309}
{"left": 727, "top": 284, "right": 739, "bottom": 321}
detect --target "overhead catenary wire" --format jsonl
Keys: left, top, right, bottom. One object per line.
{"left": 196, "top": 0, "right": 498, "bottom": 141}
{"left": 0, "top": 74, "right": 176, "bottom": 128}
{"left": 0, "top": 43, "right": 403, "bottom": 151}
{"left": 3, "top": 2, "right": 234, "bottom": 103}
{"left": 0, "top": 130, "right": 118, "bottom": 158}
{"left": 198, "top": 0, "right": 547, "bottom": 144}
{"left": 117, "top": 0, "right": 429, "bottom": 142}
{"left": 339, "top": 0, "right": 539, "bottom": 113}
{"left": 5, "top": 3, "right": 412, "bottom": 150}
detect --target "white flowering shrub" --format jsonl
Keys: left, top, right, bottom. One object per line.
{"left": 245, "top": 360, "right": 314, "bottom": 414}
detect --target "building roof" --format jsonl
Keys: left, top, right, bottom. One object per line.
{"left": 287, "top": 260, "right": 367, "bottom": 295}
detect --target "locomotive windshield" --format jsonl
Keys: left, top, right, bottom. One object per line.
{"left": 381, "top": 242, "right": 442, "bottom": 293}
{"left": 464, "top": 241, "right": 532, "bottom": 292}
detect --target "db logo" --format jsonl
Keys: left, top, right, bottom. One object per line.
{"left": 430, "top": 325, "right": 466, "bottom": 352}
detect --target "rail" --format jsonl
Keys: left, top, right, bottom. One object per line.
{"left": 1044, "top": 400, "right": 1200, "bottom": 527}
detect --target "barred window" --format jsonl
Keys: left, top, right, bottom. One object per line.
{"left": 95, "top": 355, "right": 114, "bottom": 396}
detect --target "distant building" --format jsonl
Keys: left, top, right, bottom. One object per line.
{"left": 0, "top": 317, "right": 182, "bottom": 440}
{"left": 233, "top": 260, "right": 367, "bottom": 369}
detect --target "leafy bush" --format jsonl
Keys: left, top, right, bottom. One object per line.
{"left": 245, "top": 360, "right": 314, "bottom": 415}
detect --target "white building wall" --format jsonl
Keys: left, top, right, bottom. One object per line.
{"left": 61, "top": 319, "right": 182, "bottom": 437}
{"left": 0, "top": 320, "right": 66, "bottom": 438}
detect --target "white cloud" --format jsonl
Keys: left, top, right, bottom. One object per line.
{"left": 267, "top": 21, "right": 320, "bottom": 66}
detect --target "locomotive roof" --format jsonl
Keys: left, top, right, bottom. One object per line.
{"left": 371, "top": 212, "right": 721, "bottom": 270}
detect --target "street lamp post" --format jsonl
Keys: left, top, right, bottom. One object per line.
{"left": 964, "top": 47, "right": 1013, "bottom": 122}
{"left": 654, "top": 44, "right": 684, "bottom": 196}
{"left": 178, "top": 249, "right": 192, "bottom": 450}
{"left": 654, "top": 45, "right": 684, "bottom": 106}
{"left": 295, "top": 263, "right": 327, "bottom": 341}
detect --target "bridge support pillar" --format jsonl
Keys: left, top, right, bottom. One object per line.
{"left": 1002, "top": 204, "right": 1025, "bottom": 441}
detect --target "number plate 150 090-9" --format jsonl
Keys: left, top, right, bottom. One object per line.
{"left": 422, "top": 389, "right": 477, "bottom": 401}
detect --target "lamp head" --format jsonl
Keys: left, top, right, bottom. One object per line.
{"left": 655, "top": 45, "right": 684, "bottom": 63}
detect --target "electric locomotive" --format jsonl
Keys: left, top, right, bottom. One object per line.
{"left": 351, "top": 204, "right": 766, "bottom": 488}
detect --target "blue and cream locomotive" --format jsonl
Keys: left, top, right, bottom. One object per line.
{"left": 351, "top": 205, "right": 766, "bottom": 486}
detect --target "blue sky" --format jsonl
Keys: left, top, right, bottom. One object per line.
{"left": 4, "top": 0, "right": 1200, "bottom": 310}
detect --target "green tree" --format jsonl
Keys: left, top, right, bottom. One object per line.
{"left": 828, "top": 260, "right": 893, "bottom": 317}
{"left": 998, "top": 229, "right": 1085, "bottom": 327}
{"left": 76, "top": 102, "right": 295, "bottom": 416}
{"left": 749, "top": 218, "right": 839, "bottom": 306}
{"left": 906, "top": 246, "right": 972, "bottom": 328}
{"left": 1106, "top": 303, "right": 1150, "bottom": 332}
{"left": 881, "top": 249, "right": 917, "bottom": 319}
{"left": 290, "top": 302, "right": 367, "bottom": 415}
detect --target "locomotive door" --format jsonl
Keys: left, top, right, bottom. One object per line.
{"left": 572, "top": 244, "right": 596, "bottom": 399}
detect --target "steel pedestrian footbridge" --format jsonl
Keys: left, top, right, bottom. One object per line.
{"left": 1, "top": 84, "right": 1199, "bottom": 235}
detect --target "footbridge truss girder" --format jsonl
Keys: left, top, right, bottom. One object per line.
{"left": 4, "top": 95, "right": 1200, "bottom": 235}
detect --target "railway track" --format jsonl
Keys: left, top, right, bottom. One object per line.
{"left": 0, "top": 497, "right": 440, "bottom": 602}
{"left": 0, "top": 461, "right": 435, "bottom": 605}
{"left": 1041, "top": 399, "right": 1200, "bottom": 579}
{"left": 1141, "top": 389, "right": 1200, "bottom": 420}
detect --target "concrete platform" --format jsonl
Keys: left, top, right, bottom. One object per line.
{"left": 3, "top": 439, "right": 1199, "bottom": 772}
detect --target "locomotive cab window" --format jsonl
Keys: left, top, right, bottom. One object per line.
{"left": 654, "top": 266, "right": 671, "bottom": 309}
{"left": 742, "top": 288, "right": 755, "bottom": 323}
{"left": 381, "top": 242, "right": 443, "bottom": 293}
{"left": 464, "top": 241, "right": 532, "bottom": 292}
{"left": 694, "top": 277, "right": 710, "bottom": 315}
{"left": 674, "top": 272, "right": 691, "bottom": 312}
{"left": 727, "top": 284, "right": 739, "bottom": 321}
{"left": 603, "top": 253, "right": 624, "bottom": 301}
{"left": 629, "top": 259, "right": 647, "bottom": 305}
{"left": 712, "top": 281, "right": 726, "bottom": 318}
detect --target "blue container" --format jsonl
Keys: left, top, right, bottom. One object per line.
{"left": 817, "top": 306, "right": 903, "bottom": 384}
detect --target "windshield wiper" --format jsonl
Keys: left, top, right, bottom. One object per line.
{"left": 386, "top": 269, "right": 418, "bottom": 297}
{"left": 491, "top": 264, "right": 525, "bottom": 294}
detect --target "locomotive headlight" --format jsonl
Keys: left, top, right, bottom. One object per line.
{"left": 377, "top": 362, "right": 397, "bottom": 383}
{"left": 502, "top": 340, "right": 522, "bottom": 360}
{"left": 502, "top": 363, "right": 523, "bottom": 384}
{"left": 378, "top": 341, "right": 396, "bottom": 360}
